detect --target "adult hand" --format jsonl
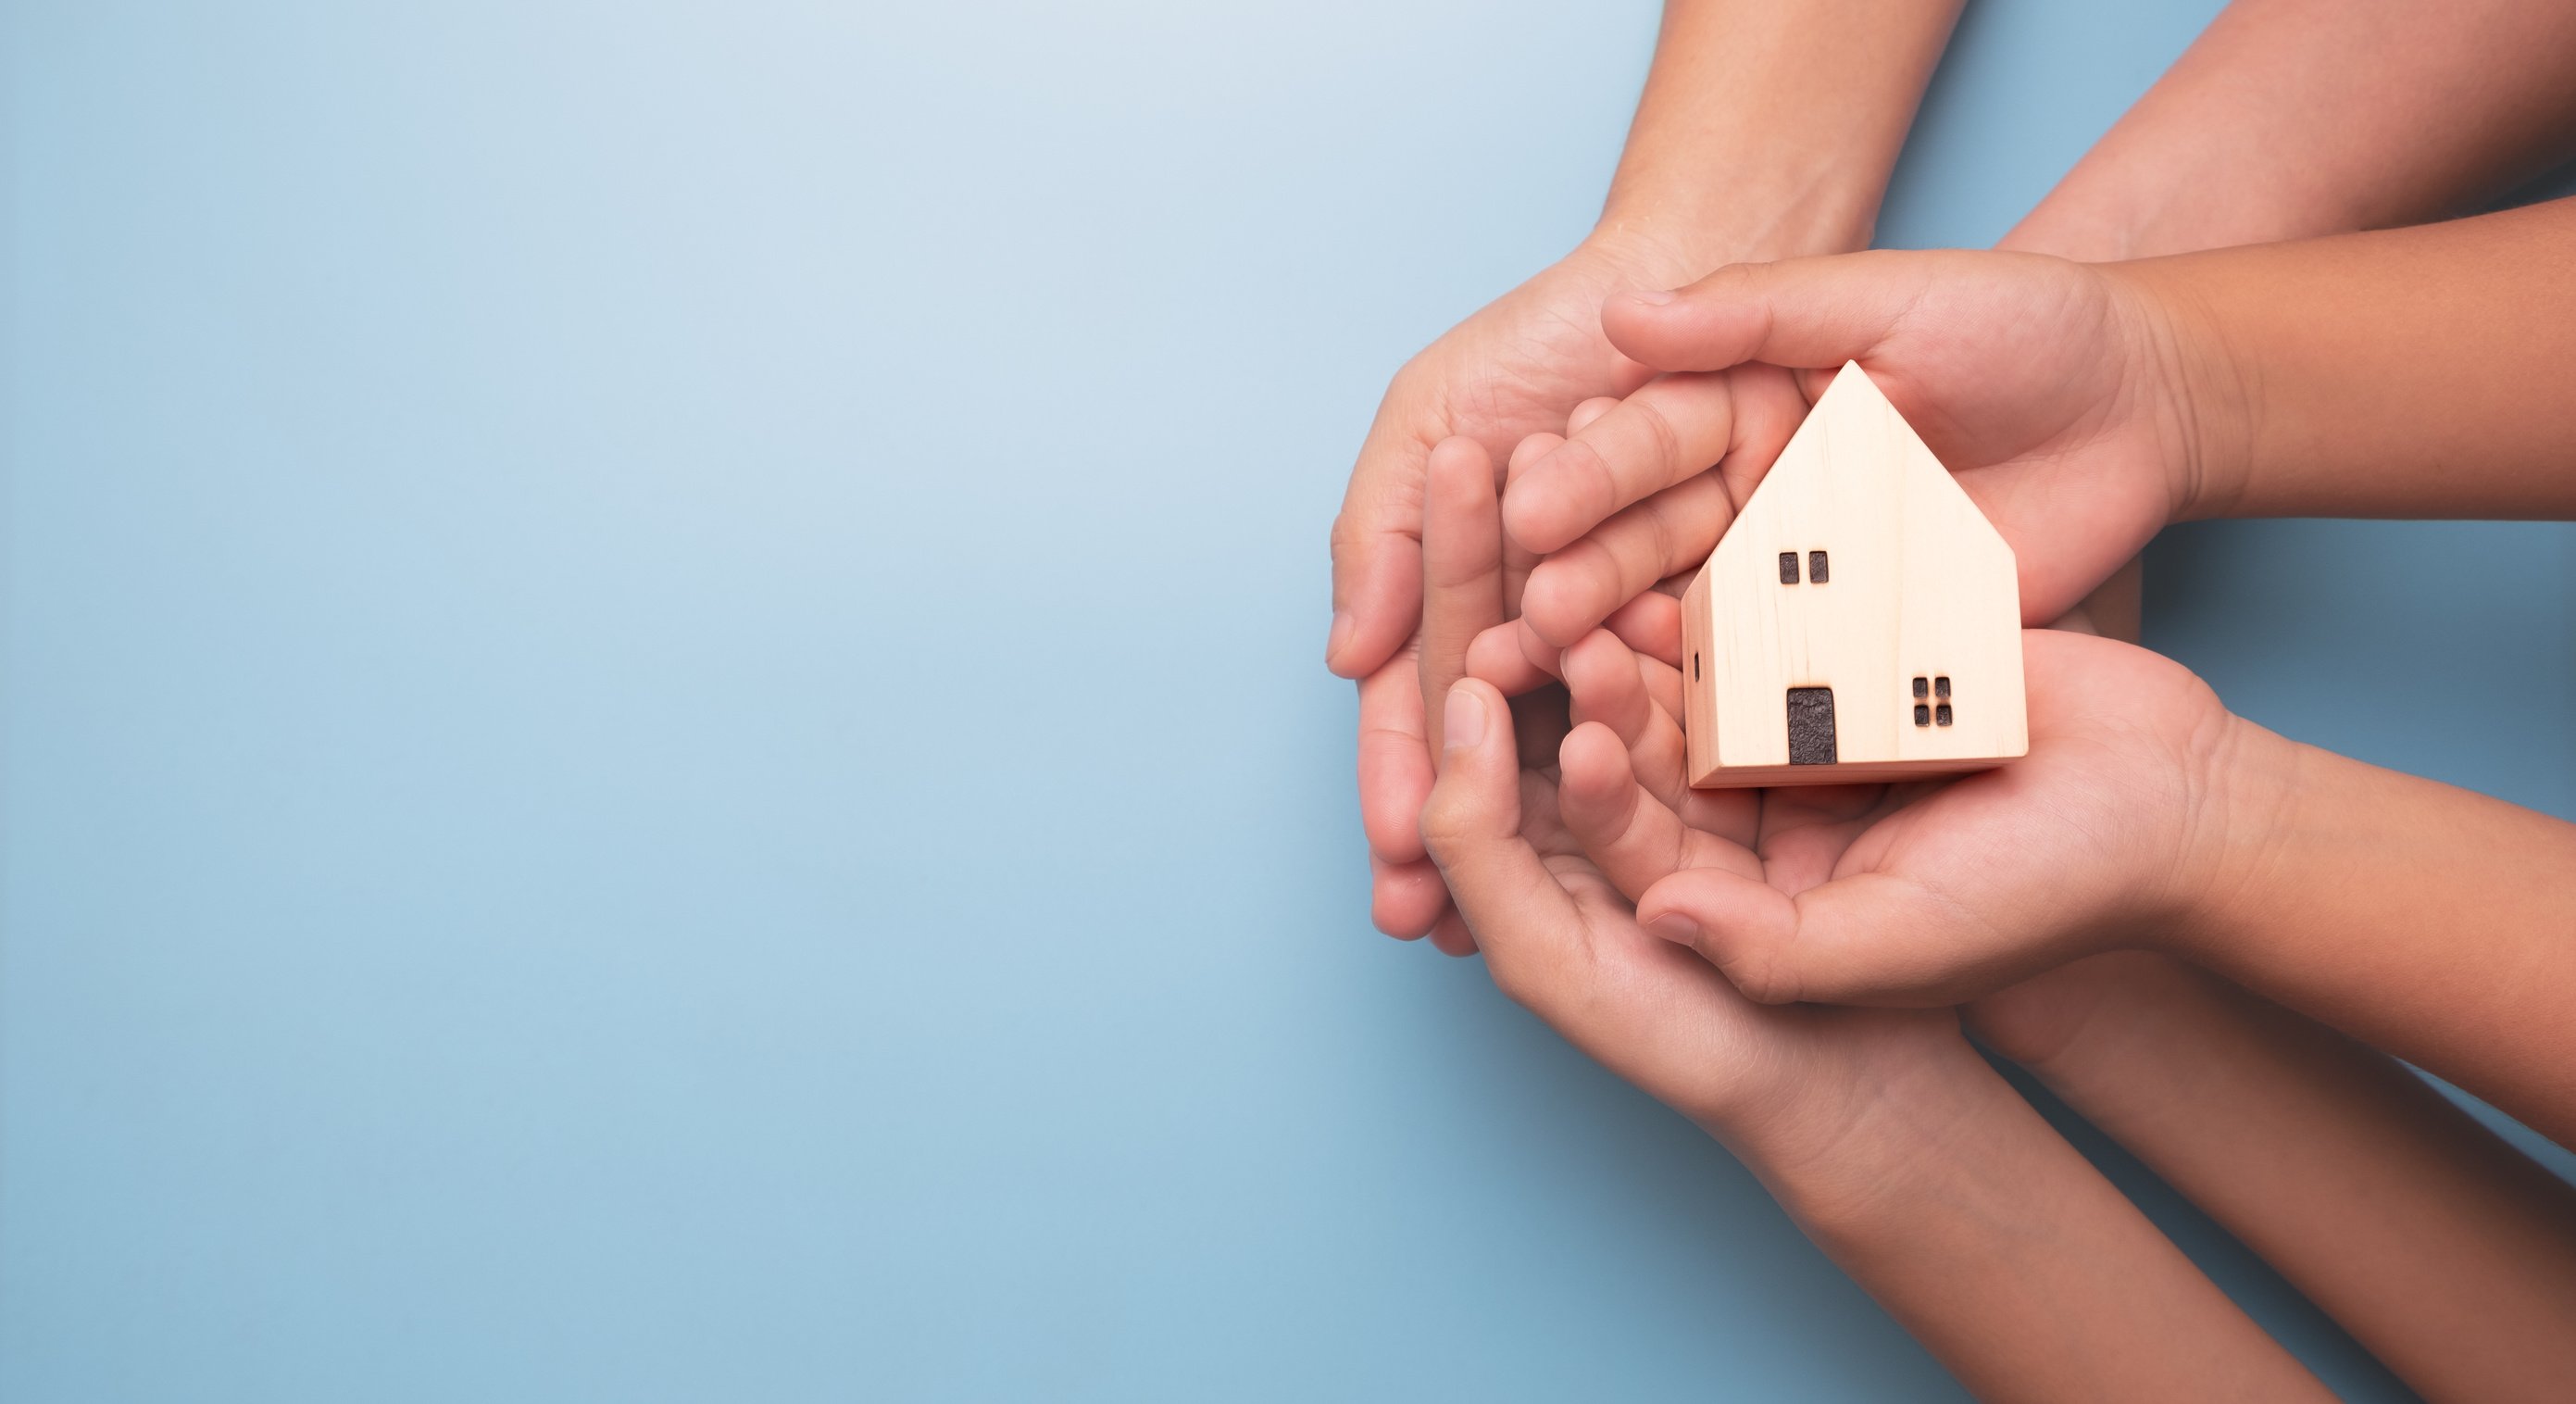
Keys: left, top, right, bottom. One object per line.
{"left": 1332, "top": 233, "right": 1712, "bottom": 947}
{"left": 1414, "top": 437, "right": 1976, "bottom": 1157}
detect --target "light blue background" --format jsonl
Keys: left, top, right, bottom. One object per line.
{"left": 6, "top": 2, "right": 2572, "bottom": 1400}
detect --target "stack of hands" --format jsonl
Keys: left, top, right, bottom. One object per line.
{"left": 1323, "top": 6, "right": 2576, "bottom": 1395}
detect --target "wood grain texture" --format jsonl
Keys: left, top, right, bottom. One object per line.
{"left": 1682, "top": 364, "right": 2027, "bottom": 788}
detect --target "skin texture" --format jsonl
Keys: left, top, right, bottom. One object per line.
{"left": 1525, "top": 232, "right": 2576, "bottom": 1394}
{"left": 1415, "top": 438, "right": 2328, "bottom": 1402}
{"left": 1344, "top": 2, "right": 2576, "bottom": 1397}
{"left": 1594, "top": 199, "right": 2576, "bottom": 536}
{"left": 1328, "top": 0, "right": 1967, "bottom": 948}
{"left": 1997, "top": 0, "right": 2576, "bottom": 262}
{"left": 1961, "top": 11, "right": 2576, "bottom": 1393}
{"left": 1586, "top": 216, "right": 2576, "bottom": 1147}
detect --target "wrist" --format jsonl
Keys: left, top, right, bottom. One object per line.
{"left": 1706, "top": 1023, "right": 2007, "bottom": 1237}
{"left": 1587, "top": 182, "right": 1874, "bottom": 289}
{"left": 2160, "top": 713, "right": 2306, "bottom": 966}
{"left": 2103, "top": 257, "right": 2259, "bottom": 523}
{"left": 1757, "top": 1055, "right": 2032, "bottom": 1256}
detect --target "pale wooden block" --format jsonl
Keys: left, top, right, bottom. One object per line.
{"left": 1682, "top": 363, "right": 2027, "bottom": 788}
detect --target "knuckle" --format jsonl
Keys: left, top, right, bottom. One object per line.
{"left": 1417, "top": 794, "right": 1478, "bottom": 862}
{"left": 1549, "top": 438, "right": 1619, "bottom": 522}
{"left": 1700, "top": 926, "right": 1794, "bottom": 1005}
{"left": 1624, "top": 397, "right": 1687, "bottom": 483}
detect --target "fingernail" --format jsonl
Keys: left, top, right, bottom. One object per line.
{"left": 1443, "top": 684, "right": 1485, "bottom": 751}
{"left": 1644, "top": 912, "right": 1700, "bottom": 946}
{"left": 1627, "top": 288, "right": 1679, "bottom": 307}
{"left": 1326, "top": 610, "right": 1354, "bottom": 664}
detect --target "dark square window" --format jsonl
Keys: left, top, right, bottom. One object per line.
{"left": 1911, "top": 676, "right": 1928, "bottom": 698}
{"left": 1778, "top": 552, "right": 1799, "bottom": 584}
{"left": 1935, "top": 703, "right": 1954, "bottom": 726}
{"left": 1934, "top": 676, "right": 1951, "bottom": 699}
{"left": 1914, "top": 704, "right": 1931, "bottom": 726}
{"left": 1808, "top": 550, "right": 1830, "bottom": 583}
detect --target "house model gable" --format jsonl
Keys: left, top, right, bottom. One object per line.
{"left": 1680, "top": 362, "right": 2028, "bottom": 787}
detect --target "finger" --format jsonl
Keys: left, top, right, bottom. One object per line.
{"left": 1514, "top": 618, "right": 1566, "bottom": 683}
{"left": 1598, "top": 251, "right": 1950, "bottom": 374}
{"left": 1603, "top": 591, "right": 1683, "bottom": 668}
{"left": 1560, "top": 630, "right": 1655, "bottom": 749}
{"left": 1565, "top": 395, "right": 1620, "bottom": 435}
{"left": 1428, "top": 909, "right": 1479, "bottom": 958}
{"left": 1371, "top": 853, "right": 1449, "bottom": 939}
{"left": 1500, "top": 432, "right": 1560, "bottom": 614}
{"left": 1557, "top": 721, "right": 1754, "bottom": 902}
{"left": 1356, "top": 654, "right": 1433, "bottom": 864}
{"left": 1420, "top": 438, "right": 1507, "bottom": 756}
{"left": 1419, "top": 681, "right": 1582, "bottom": 959}
{"left": 1501, "top": 371, "right": 1742, "bottom": 557}
{"left": 1465, "top": 621, "right": 1554, "bottom": 696}
{"left": 1637, "top": 867, "right": 1988, "bottom": 1007}
{"left": 1562, "top": 626, "right": 1701, "bottom": 815}
{"left": 1519, "top": 470, "right": 1734, "bottom": 648}
{"left": 1328, "top": 415, "right": 1432, "bottom": 679}
{"left": 1558, "top": 627, "right": 1742, "bottom": 838}
{"left": 1634, "top": 647, "right": 1684, "bottom": 721}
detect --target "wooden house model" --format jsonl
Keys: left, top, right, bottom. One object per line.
{"left": 1681, "top": 362, "right": 2028, "bottom": 788}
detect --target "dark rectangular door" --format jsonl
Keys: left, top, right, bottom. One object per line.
{"left": 1786, "top": 686, "right": 1837, "bottom": 765}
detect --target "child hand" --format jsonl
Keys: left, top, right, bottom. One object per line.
{"left": 1336, "top": 242, "right": 1811, "bottom": 944}
{"left": 1508, "top": 251, "right": 2219, "bottom": 629}
{"left": 1628, "top": 628, "right": 2269, "bottom": 1008}
{"left": 1416, "top": 440, "right": 1981, "bottom": 1165}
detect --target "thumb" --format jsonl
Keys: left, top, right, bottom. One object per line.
{"left": 1419, "top": 681, "right": 1577, "bottom": 958}
{"left": 1327, "top": 424, "right": 1430, "bottom": 679}
{"left": 1636, "top": 867, "right": 1997, "bottom": 1007}
{"left": 1600, "top": 250, "right": 1945, "bottom": 374}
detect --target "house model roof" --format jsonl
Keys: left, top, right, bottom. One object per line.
{"left": 1680, "top": 362, "right": 2028, "bottom": 787}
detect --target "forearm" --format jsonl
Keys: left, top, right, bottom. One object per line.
{"left": 1596, "top": 0, "right": 1963, "bottom": 264}
{"left": 1988, "top": 17, "right": 2576, "bottom": 1392}
{"left": 1741, "top": 1050, "right": 2327, "bottom": 1403}
{"left": 1975, "top": 956, "right": 2576, "bottom": 1401}
{"left": 2004, "top": 0, "right": 2576, "bottom": 261}
{"left": 2181, "top": 723, "right": 2576, "bottom": 1147}
{"left": 2111, "top": 197, "right": 2576, "bottom": 520}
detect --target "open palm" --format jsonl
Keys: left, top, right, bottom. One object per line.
{"left": 1632, "top": 629, "right": 2245, "bottom": 1008}
{"left": 1416, "top": 433, "right": 1968, "bottom": 1147}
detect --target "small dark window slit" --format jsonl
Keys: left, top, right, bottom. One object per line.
{"left": 1934, "top": 676, "right": 1951, "bottom": 698}
{"left": 1935, "top": 704, "right": 1953, "bottom": 726}
{"left": 1808, "top": 550, "right": 1829, "bottom": 583}
{"left": 1779, "top": 552, "right": 1799, "bottom": 584}
{"left": 1787, "top": 686, "right": 1837, "bottom": 765}
{"left": 1692, "top": 652, "right": 1701, "bottom": 682}
{"left": 1912, "top": 676, "right": 1929, "bottom": 698}
{"left": 1914, "top": 704, "right": 1931, "bottom": 727}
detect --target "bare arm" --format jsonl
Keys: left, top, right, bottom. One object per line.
{"left": 2181, "top": 730, "right": 2576, "bottom": 1147}
{"left": 1416, "top": 449, "right": 2326, "bottom": 1398}
{"left": 1331, "top": 0, "right": 1964, "bottom": 948}
{"left": 1978, "top": 7, "right": 2576, "bottom": 1396}
{"left": 1597, "top": 0, "right": 1960, "bottom": 257}
{"left": 1972, "top": 956, "right": 2576, "bottom": 1401}
{"left": 2144, "top": 197, "right": 2576, "bottom": 520}
{"left": 2006, "top": 0, "right": 2576, "bottom": 261}
{"left": 1772, "top": 1053, "right": 2333, "bottom": 1404}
